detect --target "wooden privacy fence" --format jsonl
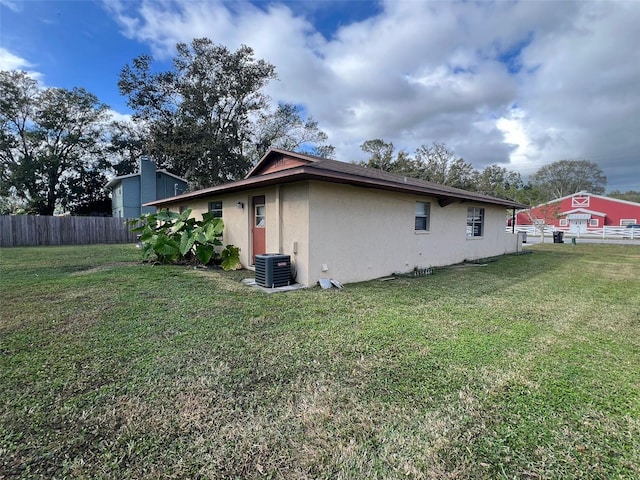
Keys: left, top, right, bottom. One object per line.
{"left": 0, "top": 215, "right": 138, "bottom": 247}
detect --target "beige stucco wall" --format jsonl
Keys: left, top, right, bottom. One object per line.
{"left": 163, "top": 180, "right": 521, "bottom": 286}
{"left": 170, "top": 184, "right": 311, "bottom": 278}
{"left": 277, "top": 183, "right": 310, "bottom": 285}
{"left": 306, "top": 182, "right": 520, "bottom": 285}
{"left": 170, "top": 193, "right": 253, "bottom": 268}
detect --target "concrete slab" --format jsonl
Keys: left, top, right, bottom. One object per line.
{"left": 241, "top": 278, "right": 307, "bottom": 293}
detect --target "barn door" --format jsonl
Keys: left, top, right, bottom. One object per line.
{"left": 569, "top": 219, "right": 587, "bottom": 234}
{"left": 252, "top": 195, "right": 266, "bottom": 264}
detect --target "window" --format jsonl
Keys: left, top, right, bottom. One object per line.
{"left": 559, "top": 218, "right": 569, "bottom": 227}
{"left": 621, "top": 219, "right": 637, "bottom": 226}
{"left": 466, "top": 207, "right": 484, "bottom": 237}
{"left": 208, "top": 201, "right": 223, "bottom": 218}
{"left": 589, "top": 218, "right": 599, "bottom": 227}
{"left": 255, "top": 205, "right": 266, "bottom": 227}
{"left": 415, "top": 202, "right": 430, "bottom": 231}
{"left": 572, "top": 195, "right": 590, "bottom": 208}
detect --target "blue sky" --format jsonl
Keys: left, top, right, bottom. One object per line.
{"left": 1, "top": 0, "right": 152, "bottom": 113}
{"left": 1, "top": 0, "right": 639, "bottom": 191}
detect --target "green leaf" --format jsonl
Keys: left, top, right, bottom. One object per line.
{"left": 141, "top": 243, "right": 154, "bottom": 259}
{"left": 179, "top": 232, "right": 196, "bottom": 256}
{"left": 201, "top": 211, "right": 215, "bottom": 223}
{"left": 211, "top": 218, "right": 224, "bottom": 235}
{"left": 220, "top": 244, "right": 241, "bottom": 271}
{"left": 178, "top": 208, "right": 192, "bottom": 221}
{"left": 203, "top": 219, "right": 224, "bottom": 242}
{"left": 153, "top": 236, "right": 180, "bottom": 262}
{"left": 195, "top": 244, "right": 214, "bottom": 265}
{"left": 139, "top": 230, "right": 155, "bottom": 242}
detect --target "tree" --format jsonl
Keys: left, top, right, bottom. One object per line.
{"left": 359, "top": 139, "right": 396, "bottom": 171}
{"left": 512, "top": 183, "right": 545, "bottom": 207}
{"left": 356, "top": 139, "right": 530, "bottom": 200}
{"left": 65, "top": 168, "right": 112, "bottom": 216}
{"left": 523, "top": 201, "right": 562, "bottom": 244}
{"left": 474, "top": 165, "right": 524, "bottom": 200}
{"left": 413, "top": 142, "right": 477, "bottom": 190}
{"left": 530, "top": 159, "right": 607, "bottom": 202}
{"left": 120, "top": 40, "right": 275, "bottom": 189}
{"left": 0, "top": 192, "right": 27, "bottom": 214}
{"left": 358, "top": 140, "right": 478, "bottom": 190}
{"left": 119, "top": 40, "right": 333, "bottom": 187}
{"left": 105, "top": 120, "right": 147, "bottom": 177}
{"left": 0, "top": 70, "right": 110, "bottom": 215}
{"left": 608, "top": 190, "right": 640, "bottom": 204}
{"left": 250, "top": 103, "right": 334, "bottom": 160}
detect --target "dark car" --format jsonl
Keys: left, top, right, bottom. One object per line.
{"left": 623, "top": 224, "right": 640, "bottom": 238}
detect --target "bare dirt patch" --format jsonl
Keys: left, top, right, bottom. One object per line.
{"left": 70, "top": 262, "right": 138, "bottom": 276}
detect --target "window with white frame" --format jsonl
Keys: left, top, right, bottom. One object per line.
{"left": 559, "top": 218, "right": 569, "bottom": 227}
{"left": 572, "top": 195, "right": 590, "bottom": 208}
{"left": 589, "top": 218, "right": 599, "bottom": 227}
{"left": 208, "top": 201, "right": 223, "bottom": 218}
{"left": 466, "top": 207, "right": 484, "bottom": 237}
{"left": 415, "top": 202, "right": 430, "bottom": 231}
{"left": 620, "top": 219, "right": 637, "bottom": 226}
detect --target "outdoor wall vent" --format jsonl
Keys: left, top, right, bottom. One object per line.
{"left": 255, "top": 254, "right": 291, "bottom": 288}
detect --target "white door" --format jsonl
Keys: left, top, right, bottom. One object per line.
{"left": 569, "top": 219, "right": 587, "bottom": 234}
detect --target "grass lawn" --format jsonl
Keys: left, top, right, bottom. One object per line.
{"left": 1, "top": 243, "right": 639, "bottom": 479}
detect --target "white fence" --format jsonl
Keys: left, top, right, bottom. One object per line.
{"left": 507, "top": 225, "right": 639, "bottom": 240}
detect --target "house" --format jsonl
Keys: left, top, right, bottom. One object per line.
{"left": 147, "top": 149, "right": 529, "bottom": 286}
{"left": 106, "top": 157, "right": 188, "bottom": 218}
{"left": 515, "top": 191, "right": 640, "bottom": 234}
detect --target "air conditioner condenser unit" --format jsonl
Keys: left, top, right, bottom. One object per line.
{"left": 255, "top": 254, "right": 291, "bottom": 288}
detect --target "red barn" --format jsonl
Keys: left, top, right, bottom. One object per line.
{"left": 516, "top": 191, "right": 640, "bottom": 234}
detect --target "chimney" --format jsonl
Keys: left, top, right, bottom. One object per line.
{"left": 139, "top": 156, "right": 157, "bottom": 214}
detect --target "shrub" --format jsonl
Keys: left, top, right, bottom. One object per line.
{"left": 127, "top": 209, "right": 241, "bottom": 270}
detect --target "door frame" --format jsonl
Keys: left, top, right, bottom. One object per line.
{"left": 251, "top": 195, "right": 266, "bottom": 264}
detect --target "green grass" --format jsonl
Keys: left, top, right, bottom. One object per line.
{"left": 1, "top": 243, "right": 639, "bottom": 479}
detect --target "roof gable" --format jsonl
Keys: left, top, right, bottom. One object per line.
{"left": 105, "top": 172, "right": 139, "bottom": 189}
{"left": 531, "top": 191, "right": 640, "bottom": 209}
{"left": 157, "top": 169, "right": 188, "bottom": 184}
{"left": 561, "top": 207, "right": 607, "bottom": 217}
{"left": 106, "top": 167, "right": 187, "bottom": 190}
{"left": 246, "top": 149, "right": 319, "bottom": 178}
{"left": 148, "top": 148, "right": 529, "bottom": 209}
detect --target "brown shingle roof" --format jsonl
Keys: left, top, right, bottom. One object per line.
{"left": 147, "top": 148, "right": 529, "bottom": 209}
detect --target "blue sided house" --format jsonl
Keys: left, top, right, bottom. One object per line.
{"left": 106, "top": 157, "right": 188, "bottom": 218}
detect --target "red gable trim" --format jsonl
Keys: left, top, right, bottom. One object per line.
{"left": 250, "top": 155, "right": 309, "bottom": 176}
{"left": 245, "top": 148, "right": 320, "bottom": 178}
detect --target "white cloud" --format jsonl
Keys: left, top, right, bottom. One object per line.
{"left": 0, "top": 0, "right": 21, "bottom": 13}
{"left": 106, "top": 0, "right": 640, "bottom": 190}
{"left": 0, "top": 47, "right": 44, "bottom": 82}
{"left": 0, "top": 47, "right": 31, "bottom": 70}
{"left": 108, "top": 109, "right": 133, "bottom": 123}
